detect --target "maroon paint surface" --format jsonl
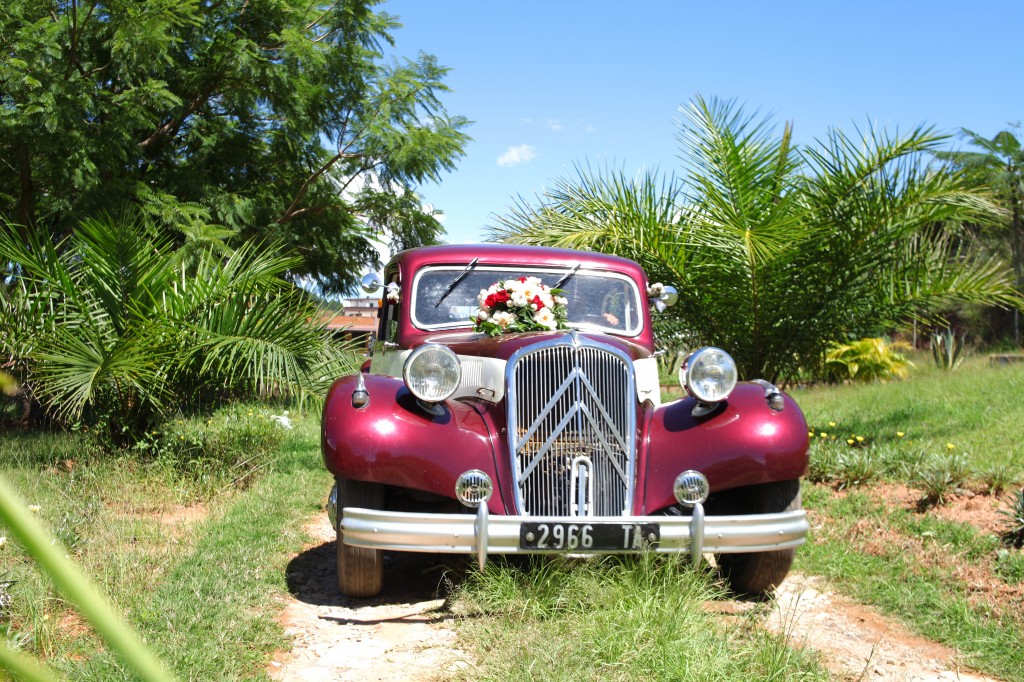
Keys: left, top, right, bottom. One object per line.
{"left": 323, "top": 244, "right": 809, "bottom": 515}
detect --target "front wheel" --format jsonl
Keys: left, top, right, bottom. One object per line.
{"left": 714, "top": 479, "right": 801, "bottom": 598}
{"left": 336, "top": 477, "right": 384, "bottom": 598}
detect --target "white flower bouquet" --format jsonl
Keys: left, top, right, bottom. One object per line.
{"left": 472, "top": 276, "right": 569, "bottom": 336}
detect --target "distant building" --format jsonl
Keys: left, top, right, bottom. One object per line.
{"left": 340, "top": 297, "right": 379, "bottom": 318}
{"left": 323, "top": 297, "right": 379, "bottom": 346}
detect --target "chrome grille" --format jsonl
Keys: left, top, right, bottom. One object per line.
{"left": 506, "top": 335, "right": 636, "bottom": 516}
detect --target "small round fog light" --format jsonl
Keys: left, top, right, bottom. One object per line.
{"left": 455, "top": 469, "right": 493, "bottom": 507}
{"left": 673, "top": 470, "right": 709, "bottom": 507}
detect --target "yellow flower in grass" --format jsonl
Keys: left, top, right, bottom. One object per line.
{"left": 896, "top": 431, "right": 905, "bottom": 438}
{"left": 847, "top": 439, "right": 855, "bottom": 445}
{"left": 828, "top": 421, "right": 836, "bottom": 427}
{"left": 820, "top": 432, "right": 828, "bottom": 438}
{"left": 855, "top": 436, "right": 864, "bottom": 443}
{"left": 808, "top": 430, "right": 814, "bottom": 438}
{"left": 946, "top": 443, "right": 955, "bottom": 450}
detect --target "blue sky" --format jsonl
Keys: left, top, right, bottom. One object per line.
{"left": 382, "top": 0, "right": 1023, "bottom": 245}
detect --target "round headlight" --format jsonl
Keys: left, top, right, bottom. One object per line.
{"left": 403, "top": 344, "right": 462, "bottom": 403}
{"left": 679, "top": 347, "right": 737, "bottom": 403}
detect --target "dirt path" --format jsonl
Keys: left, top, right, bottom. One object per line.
{"left": 270, "top": 515, "right": 1002, "bottom": 682}
{"left": 269, "top": 516, "right": 467, "bottom": 681}
{"left": 767, "top": 574, "right": 998, "bottom": 681}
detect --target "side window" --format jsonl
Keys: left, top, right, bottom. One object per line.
{"left": 381, "top": 275, "right": 400, "bottom": 343}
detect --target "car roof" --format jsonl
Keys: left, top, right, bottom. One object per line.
{"left": 388, "top": 243, "right": 646, "bottom": 280}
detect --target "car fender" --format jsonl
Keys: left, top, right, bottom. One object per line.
{"left": 322, "top": 374, "right": 508, "bottom": 511}
{"left": 641, "top": 383, "right": 809, "bottom": 513}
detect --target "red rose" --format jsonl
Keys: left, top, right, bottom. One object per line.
{"left": 530, "top": 294, "right": 545, "bottom": 310}
{"left": 484, "top": 289, "right": 510, "bottom": 308}
{"left": 518, "top": 276, "right": 528, "bottom": 283}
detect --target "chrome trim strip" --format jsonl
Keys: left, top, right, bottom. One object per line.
{"left": 341, "top": 507, "right": 809, "bottom": 557}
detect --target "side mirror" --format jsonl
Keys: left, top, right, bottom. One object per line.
{"left": 651, "top": 284, "right": 678, "bottom": 312}
{"left": 360, "top": 272, "right": 383, "bottom": 294}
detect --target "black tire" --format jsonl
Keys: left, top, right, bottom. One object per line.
{"left": 715, "top": 479, "right": 801, "bottom": 598}
{"left": 336, "top": 476, "right": 384, "bottom": 598}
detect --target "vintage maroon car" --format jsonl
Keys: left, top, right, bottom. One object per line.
{"left": 322, "top": 244, "right": 809, "bottom": 598}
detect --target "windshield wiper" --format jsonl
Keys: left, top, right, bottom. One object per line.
{"left": 435, "top": 257, "right": 479, "bottom": 307}
{"left": 553, "top": 262, "right": 581, "bottom": 289}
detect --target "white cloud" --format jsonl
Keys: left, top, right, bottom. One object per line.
{"left": 497, "top": 144, "right": 537, "bottom": 168}
{"left": 545, "top": 119, "right": 564, "bottom": 131}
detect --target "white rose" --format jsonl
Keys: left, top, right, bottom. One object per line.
{"left": 492, "top": 311, "right": 516, "bottom": 328}
{"left": 521, "top": 278, "right": 542, "bottom": 300}
{"left": 533, "top": 306, "right": 557, "bottom": 330}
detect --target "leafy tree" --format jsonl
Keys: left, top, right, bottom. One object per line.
{"left": 491, "top": 96, "right": 1021, "bottom": 384}
{"left": 935, "top": 127, "right": 1024, "bottom": 342}
{"left": 0, "top": 0, "right": 469, "bottom": 293}
{"left": 0, "top": 214, "right": 356, "bottom": 446}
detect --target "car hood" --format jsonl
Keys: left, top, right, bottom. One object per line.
{"left": 411, "top": 329, "right": 654, "bottom": 362}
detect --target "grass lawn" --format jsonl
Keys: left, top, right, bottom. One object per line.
{"left": 792, "top": 352, "right": 1024, "bottom": 682}
{"left": 0, "top": 407, "right": 332, "bottom": 680}
{"left": 4, "top": 352, "right": 1024, "bottom": 680}
{"left": 791, "top": 352, "right": 1024, "bottom": 475}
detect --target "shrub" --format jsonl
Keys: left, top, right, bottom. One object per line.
{"left": 915, "top": 467, "right": 956, "bottom": 509}
{"left": 0, "top": 215, "right": 357, "bottom": 449}
{"left": 823, "top": 338, "right": 913, "bottom": 384}
{"left": 1000, "top": 489, "right": 1024, "bottom": 548}
{"left": 981, "top": 464, "right": 1020, "bottom": 497}
{"left": 137, "top": 405, "right": 291, "bottom": 489}
{"left": 930, "top": 328, "right": 966, "bottom": 371}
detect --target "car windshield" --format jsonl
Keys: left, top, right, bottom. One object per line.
{"left": 411, "top": 265, "right": 643, "bottom": 335}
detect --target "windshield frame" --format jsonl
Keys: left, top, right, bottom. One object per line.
{"left": 409, "top": 264, "right": 644, "bottom": 336}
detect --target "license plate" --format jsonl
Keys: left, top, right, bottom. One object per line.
{"left": 519, "top": 522, "right": 660, "bottom": 551}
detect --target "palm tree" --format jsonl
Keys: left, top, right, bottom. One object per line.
{"left": 0, "top": 214, "right": 356, "bottom": 445}
{"left": 935, "top": 127, "right": 1024, "bottom": 342}
{"left": 490, "top": 96, "right": 1021, "bottom": 384}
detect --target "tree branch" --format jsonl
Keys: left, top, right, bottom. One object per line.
{"left": 276, "top": 149, "right": 362, "bottom": 223}
{"left": 276, "top": 204, "right": 348, "bottom": 224}
{"left": 305, "top": 1, "right": 341, "bottom": 31}
{"left": 138, "top": 90, "right": 213, "bottom": 150}
{"left": 15, "top": 143, "right": 33, "bottom": 237}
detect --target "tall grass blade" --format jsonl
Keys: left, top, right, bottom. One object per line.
{"left": 0, "top": 476, "right": 176, "bottom": 682}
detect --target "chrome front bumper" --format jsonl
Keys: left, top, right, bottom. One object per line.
{"left": 338, "top": 503, "right": 808, "bottom": 570}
